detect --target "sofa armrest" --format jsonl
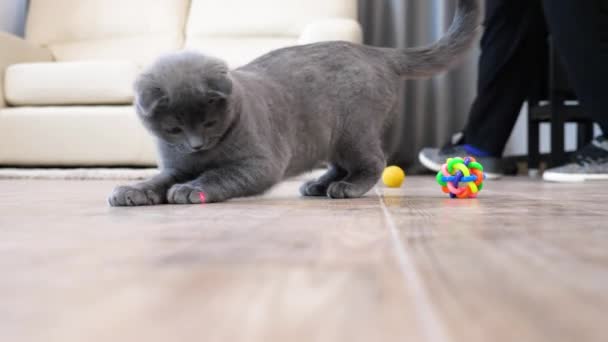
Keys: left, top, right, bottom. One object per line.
{"left": 0, "top": 32, "right": 53, "bottom": 107}
{"left": 298, "top": 18, "right": 363, "bottom": 45}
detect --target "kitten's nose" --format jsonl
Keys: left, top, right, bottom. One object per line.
{"left": 187, "top": 136, "right": 206, "bottom": 151}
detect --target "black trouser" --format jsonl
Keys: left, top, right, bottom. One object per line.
{"left": 462, "top": 0, "right": 608, "bottom": 157}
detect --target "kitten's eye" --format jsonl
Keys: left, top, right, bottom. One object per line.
{"left": 207, "top": 98, "right": 216, "bottom": 105}
{"left": 164, "top": 127, "right": 182, "bottom": 135}
{"left": 203, "top": 120, "right": 218, "bottom": 128}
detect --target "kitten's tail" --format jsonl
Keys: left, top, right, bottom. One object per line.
{"left": 388, "top": 0, "right": 481, "bottom": 78}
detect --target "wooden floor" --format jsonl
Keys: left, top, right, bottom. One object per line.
{"left": 1, "top": 176, "right": 607, "bottom": 342}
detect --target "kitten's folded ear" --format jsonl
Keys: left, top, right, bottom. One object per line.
{"left": 134, "top": 74, "right": 168, "bottom": 116}
{"left": 207, "top": 74, "right": 233, "bottom": 99}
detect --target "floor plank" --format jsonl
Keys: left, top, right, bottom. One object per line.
{"left": 381, "top": 177, "right": 608, "bottom": 342}
{"left": 0, "top": 179, "right": 420, "bottom": 342}
{"left": 0, "top": 176, "right": 607, "bottom": 342}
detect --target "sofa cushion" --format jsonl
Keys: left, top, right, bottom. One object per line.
{"left": 25, "top": 0, "right": 189, "bottom": 65}
{"left": 5, "top": 61, "right": 138, "bottom": 106}
{"left": 185, "top": 0, "right": 358, "bottom": 67}
{"left": 185, "top": 37, "right": 298, "bottom": 68}
{"left": 45, "top": 37, "right": 185, "bottom": 67}
{"left": 186, "top": 0, "right": 357, "bottom": 37}
{"left": 0, "top": 106, "right": 156, "bottom": 166}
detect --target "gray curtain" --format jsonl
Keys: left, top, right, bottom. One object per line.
{"left": 358, "top": 0, "right": 481, "bottom": 171}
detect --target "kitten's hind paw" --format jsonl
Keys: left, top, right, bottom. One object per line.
{"left": 108, "top": 185, "right": 163, "bottom": 206}
{"left": 299, "top": 180, "right": 329, "bottom": 197}
{"left": 326, "top": 181, "right": 368, "bottom": 199}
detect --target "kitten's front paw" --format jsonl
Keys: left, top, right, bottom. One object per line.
{"left": 108, "top": 185, "right": 163, "bottom": 207}
{"left": 167, "top": 183, "right": 206, "bottom": 204}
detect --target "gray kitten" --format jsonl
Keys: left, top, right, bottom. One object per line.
{"left": 109, "top": 0, "right": 480, "bottom": 206}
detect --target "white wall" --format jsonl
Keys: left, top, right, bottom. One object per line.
{"left": 0, "top": 0, "right": 28, "bottom": 36}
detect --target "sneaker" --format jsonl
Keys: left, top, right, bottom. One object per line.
{"left": 418, "top": 145, "right": 504, "bottom": 179}
{"left": 542, "top": 136, "right": 608, "bottom": 183}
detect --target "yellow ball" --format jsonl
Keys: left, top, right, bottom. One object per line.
{"left": 382, "top": 166, "right": 405, "bottom": 188}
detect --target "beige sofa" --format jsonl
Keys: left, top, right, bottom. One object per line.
{"left": 0, "top": 0, "right": 362, "bottom": 166}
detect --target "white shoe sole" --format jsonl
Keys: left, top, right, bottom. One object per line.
{"left": 542, "top": 171, "right": 608, "bottom": 183}
{"left": 418, "top": 151, "right": 503, "bottom": 180}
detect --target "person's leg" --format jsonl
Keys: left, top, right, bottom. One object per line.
{"left": 462, "top": 0, "right": 548, "bottom": 156}
{"left": 419, "top": 0, "right": 547, "bottom": 177}
{"left": 542, "top": 0, "right": 608, "bottom": 133}
{"left": 541, "top": 0, "right": 608, "bottom": 182}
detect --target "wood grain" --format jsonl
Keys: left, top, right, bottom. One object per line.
{"left": 0, "top": 176, "right": 607, "bottom": 342}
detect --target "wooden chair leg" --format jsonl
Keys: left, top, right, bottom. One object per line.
{"left": 548, "top": 37, "right": 568, "bottom": 167}
{"left": 577, "top": 121, "right": 595, "bottom": 149}
{"left": 528, "top": 116, "right": 540, "bottom": 171}
{"left": 550, "top": 99, "right": 566, "bottom": 167}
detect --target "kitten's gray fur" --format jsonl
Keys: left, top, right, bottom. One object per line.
{"left": 109, "top": 0, "right": 480, "bottom": 206}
